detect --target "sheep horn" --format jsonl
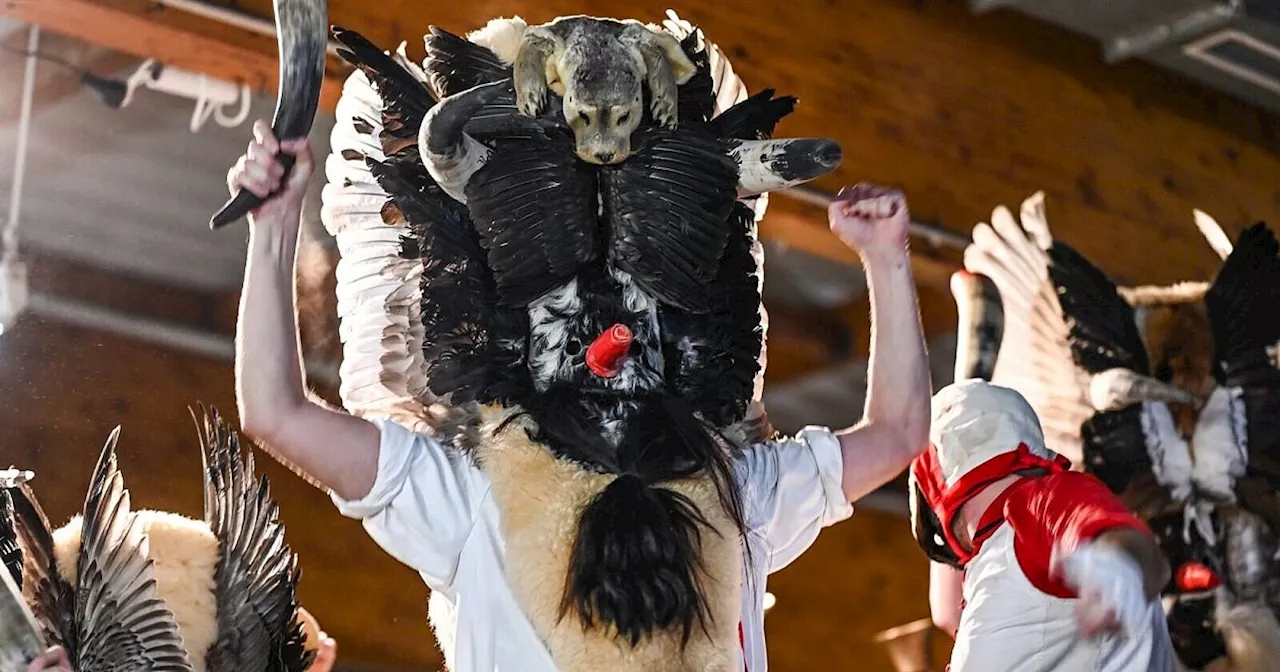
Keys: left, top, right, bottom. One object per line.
{"left": 1089, "top": 368, "right": 1199, "bottom": 412}
{"left": 419, "top": 80, "right": 507, "bottom": 204}
{"left": 210, "top": 0, "right": 328, "bottom": 229}
{"left": 732, "top": 138, "right": 843, "bottom": 197}
{"left": 951, "top": 270, "right": 1004, "bottom": 383}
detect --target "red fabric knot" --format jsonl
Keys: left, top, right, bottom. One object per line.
{"left": 1175, "top": 561, "right": 1221, "bottom": 593}
{"left": 586, "top": 323, "right": 633, "bottom": 378}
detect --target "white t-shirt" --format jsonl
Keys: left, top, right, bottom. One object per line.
{"left": 332, "top": 419, "right": 853, "bottom": 672}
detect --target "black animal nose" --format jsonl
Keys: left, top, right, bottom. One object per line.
{"left": 595, "top": 151, "right": 615, "bottom": 163}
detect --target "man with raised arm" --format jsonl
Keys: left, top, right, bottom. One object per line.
{"left": 228, "top": 121, "right": 931, "bottom": 671}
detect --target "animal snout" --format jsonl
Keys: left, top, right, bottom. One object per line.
{"left": 594, "top": 150, "right": 617, "bottom": 164}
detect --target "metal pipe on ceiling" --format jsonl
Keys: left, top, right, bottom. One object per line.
{"left": 25, "top": 291, "right": 340, "bottom": 387}
{"left": 776, "top": 187, "right": 972, "bottom": 251}
{"left": 4, "top": 25, "right": 39, "bottom": 260}
{"left": 152, "top": 0, "right": 343, "bottom": 58}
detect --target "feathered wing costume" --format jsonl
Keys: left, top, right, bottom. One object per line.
{"left": 0, "top": 409, "right": 313, "bottom": 672}
{"left": 944, "top": 193, "right": 1280, "bottom": 671}
{"left": 318, "top": 11, "right": 840, "bottom": 669}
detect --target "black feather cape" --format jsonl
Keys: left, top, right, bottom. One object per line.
{"left": 332, "top": 22, "right": 795, "bottom": 647}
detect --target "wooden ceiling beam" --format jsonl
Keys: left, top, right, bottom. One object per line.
{"left": 0, "top": 0, "right": 345, "bottom": 109}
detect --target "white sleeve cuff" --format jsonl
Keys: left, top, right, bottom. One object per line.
{"left": 798, "top": 425, "right": 855, "bottom": 527}
{"left": 330, "top": 417, "right": 417, "bottom": 519}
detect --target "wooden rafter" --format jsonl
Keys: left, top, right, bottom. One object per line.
{"left": 0, "top": 0, "right": 346, "bottom": 109}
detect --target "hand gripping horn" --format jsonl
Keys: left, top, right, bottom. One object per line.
{"left": 209, "top": 0, "right": 328, "bottom": 229}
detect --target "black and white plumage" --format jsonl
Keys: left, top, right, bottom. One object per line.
{"left": 0, "top": 431, "right": 194, "bottom": 672}
{"left": 320, "top": 12, "right": 837, "bottom": 657}
{"left": 956, "top": 193, "right": 1280, "bottom": 669}
{"left": 74, "top": 431, "right": 194, "bottom": 672}
{"left": 0, "top": 412, "right": 313, "bottom": 672}
{"left": 198, "top": 408, "right": 311, "bottom": 672}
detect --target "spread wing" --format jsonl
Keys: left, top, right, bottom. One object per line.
{"left": 74, "top": 428, "right": 193, "bottom": 672}
{"left": 199, "top": 407, "right": 312, "bottom": 672}
{"left": 1204, "top": 222, "right": 1280, "bottom": 514}
{"left": 0, "top": 488, "right": 44, "bottom": 670}
{"left": 424, "top": 26, "right": 511, "bottom": 98}
{"left": 1046, "top": 243, "right": 1149, "bottom": 376}
{"left": 604, "top": 127, "right": 738, "bottom": 312}
{"left": 322, "top": 30, "right": 443, "bottom": 431}
{"left": 961, "top": 193, "right": 1095, "bottom": 464}
{"left": 465, "top": 136, "right": 598, "bottom": 307}
{"left": 8, "top": 482, "right": 74, "bottom": 652}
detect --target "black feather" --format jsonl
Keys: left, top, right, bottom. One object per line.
{"left": 1080, "top": 406, "right": 1152, "bottom": 495}
{"left": 1206, "top": 222, "right": 1280, "bottom": 388}
{"left": 332, "top": 27, "right": 436, "bottom": 142}
{"left": 465, "top": 138, "right": 599, "bottom": 307}
{"left": 675, "top": 31, "right": 715, "bottom": 125}
{"left": 661, "top": 204, "right": 762, "bottom": 426}
{"left": 604, "top": 127, "right": 738, "bottom": 312}
{"left": 1206, "top": 222, "right": 1280, "bottom": 512}
{"left": 198, "top": 406, "right": 314, "bottom": 672}
{"left": 8, "top": 483, "right": 74, "bottom": 654}
{"left": 712, "top": 90, "right": 797, "bottom": 140}
{"left": 0, "top": 490, "right": 20, "bottom": 591}
{"left": 424, "top": 26, "right": 512, "bottom": 98}
{"left": 1048, "top": 243, "right": 1150, "bottom": 375}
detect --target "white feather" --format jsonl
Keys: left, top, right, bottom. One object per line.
{"left": 1194, "top": 209, "right": 1234, "bottom": 261}
{"left": 1191, "top": 386, "right": 1249, "bottom": 502}
{"left": 1138, "top": 401, "right": 1194, "bottom": 501}
{"left": 466, "top": 17, "right": 528, "bottom": 64}
{"left": 320, "top": 70, "right": 434, "bottom": 432}
{"left": 962, "top": 192, "right": 1093, "bottom": 465}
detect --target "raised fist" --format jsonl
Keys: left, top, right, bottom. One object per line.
{"left": 828, "top": 183, "right": 910, "bottom": 257}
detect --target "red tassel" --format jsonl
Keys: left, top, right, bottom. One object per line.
{"left": 586, "top": 324, "right": 633, "bottom": 378}
{"left": 1175, "top": 561, "right": 1221, "bottom": 593}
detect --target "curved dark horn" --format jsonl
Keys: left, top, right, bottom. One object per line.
{"left": 419, "top": 80, "right": 506, "bottom": 203}
{"left": 732, "top": 138, "right": 842, "bottom": 197}
{"left": 950, "top": 270, "right": 1004, "bottom": 382}
{"left": 210, "top": 0, "right": 328, "bottom": 229}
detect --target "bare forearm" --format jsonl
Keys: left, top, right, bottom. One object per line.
{"left": 929, "top": 561, "right": 963, "bottom": 637}
{"left": 838, "top": 249, "right": 931, "bottom": 500}
{"left": 229, "top": 126, "right": 380, "bottom": 501}
{"left": 236, "top": 212, "right": 379, "bottom": 500}
{"left": 861, "top": 250, "right": 930, "bottom": 437}
{"left": 237, "top": 211, "right": 307, "bottom": 437}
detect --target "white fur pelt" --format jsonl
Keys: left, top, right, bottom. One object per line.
{"left": 466, "top": 17, "right": 528, "bottom": 64}
{"left": 52, "top": 511, "right": 220, "bottom": 672}
{"left": 1219, "top": 602, "right": 1280, "bottom": 671}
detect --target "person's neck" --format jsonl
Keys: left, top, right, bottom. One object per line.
{"left": 954, "top": 474, "right": 1022, "bottom": 553}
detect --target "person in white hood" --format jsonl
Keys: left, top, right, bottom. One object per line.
{"left": 910, "top": 380, "right": 1175, "bottom": 672}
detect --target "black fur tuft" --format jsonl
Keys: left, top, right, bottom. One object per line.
{"left": 564, "top": 474, "right": 710, "bottom": 645}
{"left": 524, "top": 393, "right": 747, "bottom": 646}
